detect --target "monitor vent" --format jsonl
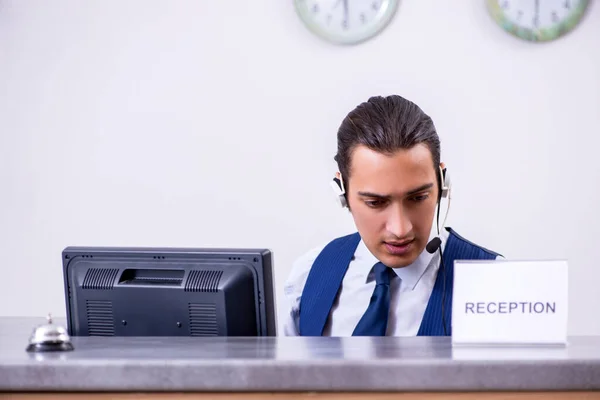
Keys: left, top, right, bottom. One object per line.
{"left": 82, "top": 268, "right": 119, "bottom": 290}
{"left": 86, "top": 300, "right": 115, "bottom": 336}
{"left": 185, "top": 270, "right": 223, "bottom": 292}
{"left": 188, "top": 303, "right": 218, "bottom": 336}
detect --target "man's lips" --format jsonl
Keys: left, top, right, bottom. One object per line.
{"left": 384, "top": 239, "right": 414, "bottom": 255}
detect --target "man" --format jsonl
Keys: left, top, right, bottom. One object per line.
{"left": 282, "top": 94, "right": 501, "bottom": 336}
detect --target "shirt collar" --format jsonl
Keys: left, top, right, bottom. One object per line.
{"left": 355, "top": 228, "right": 450, "bottom": 290}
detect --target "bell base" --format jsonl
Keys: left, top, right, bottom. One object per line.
{"left": 26, "top": 342, "right": 74, "bottom": 353}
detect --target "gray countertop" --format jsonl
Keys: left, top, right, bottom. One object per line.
{"left": 1, "top": 317, "right": 600, "bottom": 392}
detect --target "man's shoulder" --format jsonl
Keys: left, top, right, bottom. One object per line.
{"left": 293, "top": 232, "right": 360, "bottom": 266}
{"left": 285, "top": 232, "right": 360, "bottom": 291}
{"left": 446, "top": 227, "right": 503, "bottom": 259}
{"left": 283, "top": 243, "right": 326, "bottom": 296}
{"left": 292, "top": 244, "right": 326, "bottom": 275}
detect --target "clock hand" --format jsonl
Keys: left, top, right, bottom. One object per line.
{"left": 343, "top": 0, "right": 349, "bottom": 27}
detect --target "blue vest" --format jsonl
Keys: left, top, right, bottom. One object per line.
{"left": 298, "top": 228, "right": 499, "bottom": 336}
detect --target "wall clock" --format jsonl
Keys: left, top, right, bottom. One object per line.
{"left": 486, "top": 0, "right": 590, "bottom": 42}
{"left": 294, "top": 0, "right": 400, "bottom": 45}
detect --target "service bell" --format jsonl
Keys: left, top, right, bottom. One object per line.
{"left": 26, "top": 313, "right": 74, "bottom": 352}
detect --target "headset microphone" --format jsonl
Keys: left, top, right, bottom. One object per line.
{"left": 426, "top": 237, "right": 442, "bottom": 254}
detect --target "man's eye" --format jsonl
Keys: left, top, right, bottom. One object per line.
{"left": 411, "top": 194, "right": 429, "bottom": 202}
{"left": 365, "top": 200, "right": 385, "bottom": 208}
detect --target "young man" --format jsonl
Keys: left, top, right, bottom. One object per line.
{"left": 281, "top": 94, "right": 501, "bottom": 337}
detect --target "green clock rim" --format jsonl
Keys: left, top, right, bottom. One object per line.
{"left": 293, "top": 0, "right": 400, "bottom": 45}
{"left": 485, "top": 0, "right": 590, "bottom": 42}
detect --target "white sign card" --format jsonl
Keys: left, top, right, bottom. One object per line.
{"left": 452, "top": 260, "right": 568, "bottom": 345}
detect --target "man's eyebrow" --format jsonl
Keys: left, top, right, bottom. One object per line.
{"left": 357, "top": 183, "right": 434, "bottom": 199}
{"left": 357, "top": 191, "right": 390, "bottom": 200}
{"left": 405, "top": 183, "right": 435, "bottom": 196}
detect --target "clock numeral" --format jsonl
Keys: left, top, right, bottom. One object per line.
{"left": 342, "top": 19, "right": 348, "bottom": 30}
{"left": 501, "top": 1, "right": 509, "bottom": 9}
{"left": 312, "top": 4, "right": 319, "bottom": 13}
{"left": 552, "top": 11, "right": 559, "bottom": 23}
{"left": 532, "top": 15, "right": 539, "bottom": 27}
{"left": 360, "top": 13, "right": 366, "bottom": 24}
{"left": 517, "top": 10, "right": 523, "bottom": 19}
{"left": 564, "top": 0, "right": 571, "bottom": 9}
{"left": 326, "top": 14, "right": 332, "bottom": 24}
{"left": 372, "top": 1, "right": 379, "bottom": 10}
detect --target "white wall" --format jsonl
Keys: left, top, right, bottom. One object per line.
{"left": 1, "top": 0, "right": 599, "bottom": 335}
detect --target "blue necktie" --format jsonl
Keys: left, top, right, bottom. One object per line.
{"left": 352, "top": 262, "right": 391, "bottom": 336}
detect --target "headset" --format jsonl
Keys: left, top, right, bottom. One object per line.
{"left": 330, "top": 171, "right": 349, "bottom": 209}
{"left": 330, "top": 165, "right": 452, "bottom": 335}
{"left": 330, "top": 165, "right": 451, "bottom": 214}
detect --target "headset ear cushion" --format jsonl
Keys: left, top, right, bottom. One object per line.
{"left": 333, "top": 177, "right": 342, "bottom": 190}
{"left": 330, "top": 178, "right": 348, "bottom": 208}
{"left": 438, "top": 166, "right": 451, "bottom": 199}
{"left": 339, "top": 195, "right": 348, "bottom": 208}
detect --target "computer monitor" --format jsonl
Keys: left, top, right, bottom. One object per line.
{"left": 62, "top": 246, "right": 276, "bottom": 337}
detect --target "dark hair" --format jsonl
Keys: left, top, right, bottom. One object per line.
{"left": 334, "top": 94, "right": 441, "bottom": 192}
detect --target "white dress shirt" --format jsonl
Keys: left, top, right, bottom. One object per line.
{"left": 281, "top": 228, "right": 498, "bottom": 336}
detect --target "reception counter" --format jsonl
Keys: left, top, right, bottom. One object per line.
{"left": 1, "top": 317, "right": 600, "bottom": 399}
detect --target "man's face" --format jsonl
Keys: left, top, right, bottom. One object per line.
{"left": 346, "top": 144, "right": 439, "bottom": 268}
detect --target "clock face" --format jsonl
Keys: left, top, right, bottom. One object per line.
{"left": 486, "top": 0, "right": 589, "bottom": 42}
{"left": 294, "top": 0, "right": 400, "bottom": 45}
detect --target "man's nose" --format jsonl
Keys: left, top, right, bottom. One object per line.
{"left": 385, "top": 204, "right": 413, "bottom": 238}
